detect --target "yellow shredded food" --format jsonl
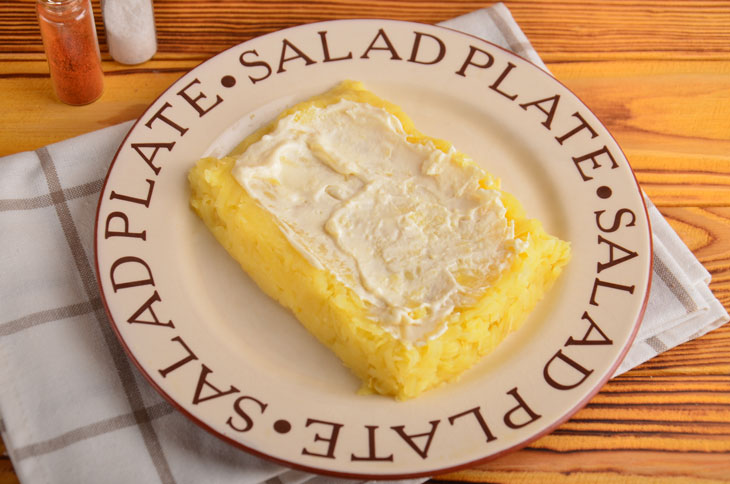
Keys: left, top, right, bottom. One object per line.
{"left": 188, "top": 81, "right": 571, "bottom": 399}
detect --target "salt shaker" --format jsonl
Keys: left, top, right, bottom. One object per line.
{"left": 36, "top": 0, "right": 104, "bottom": 105}
{"left": 102, "top": 0, "right": 157, "bottom": 65}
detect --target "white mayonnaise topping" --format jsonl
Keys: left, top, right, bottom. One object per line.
{"left": 232, "top": 100, "right": 526, "bottom": 345}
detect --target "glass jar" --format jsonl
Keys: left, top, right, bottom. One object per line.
{"left": 102, "top": 0, "right": 157, "bottom": 65}
{"left": 36, "top": 0, "right": 104, "bottom": 105}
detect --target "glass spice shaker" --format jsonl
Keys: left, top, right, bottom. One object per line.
{"left": 102, "top": 0, "right": 157, "bottom": 65}
{"left": 36, "top": 0, "right": 104, "bottom": 105}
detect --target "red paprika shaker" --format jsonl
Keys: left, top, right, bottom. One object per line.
{"left": 36, "top": 0, "right": 104, "bottom": 105}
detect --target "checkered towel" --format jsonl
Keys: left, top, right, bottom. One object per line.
{"left": 1, "top": 4, "right": 727, "bottom": 484}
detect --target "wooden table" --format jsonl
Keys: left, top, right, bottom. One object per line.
{"left": 2, "top": 0, "right": 729, "bottom": 482}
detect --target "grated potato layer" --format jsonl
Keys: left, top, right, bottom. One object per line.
{"left": 188, "top": 81, "right": 571, "bottom": 399}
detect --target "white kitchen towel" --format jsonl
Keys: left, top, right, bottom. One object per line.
{"left": 0, "top": 3, "right": 727, "bottom": 484}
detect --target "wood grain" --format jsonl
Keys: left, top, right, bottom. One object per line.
{"left": 5, "top": 1, "right": 730, "bottom": 59}
{"left": 551, "top": 60, "right": 730, "bottom": 208}
{"left": 0, "top": 441, "right": 18, "bottom": 484}
{"left": 1, "top": 1, "right": 729, "bottom": 483}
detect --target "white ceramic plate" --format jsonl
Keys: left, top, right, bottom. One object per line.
{"left": 95, "top": 19, "right": 652, "bottom": 479}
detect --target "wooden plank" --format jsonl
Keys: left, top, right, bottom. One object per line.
{"left": 0, "top": 441, "right": 19, "bottom": 484}
{"left": 2, "top": 0, "right": 730, "bottom": 60}
{"left": 437, "top": 450, "right": 730, "bottom": 483}
{"left": 659, "top": 206, "right": 730, "bottom": 308}
{"left": 0, "top": 460, "right": 19, "bottom": 484}
{"left": 548, "top": 60, "right": 730, "bottom": 208}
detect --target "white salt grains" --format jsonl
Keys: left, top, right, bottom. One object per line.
{"left": 102, "top": 0, "right": 157, "bottom": 65}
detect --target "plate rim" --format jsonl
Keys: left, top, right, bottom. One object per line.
{"left": 93, "top": 18, "right": 654, "bottom": 479}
